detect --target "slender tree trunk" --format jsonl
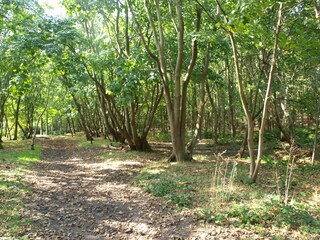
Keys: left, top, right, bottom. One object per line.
{"left": 315, "top": 0, "right": 320, "bottom": 18}
{"left": 213, "top": 96, "right": 219, "bottom": 144}
{"left": 4, "top": 114, "right": 10, "bottom": 139}
{"left": 239, "top": 126, "right": 248, "bottom": 157}
{"left": 311, "top": 104, "right": 320, "bottom": 165}
{"left": 229, "top": 33, "right": 256, "bottom": 174}
{"left": 0, "top": 95, "right": 8, "bottom": 149}
{"left": 13, "top": 96, "right": 21, "bottom": 140}
{"left": 187, "top": 42, "right": 210, "bottom": 157}
{"left": 312, "top": 103, "right": 320, "bottom": 165}
{"left": 67, "top": 117, "right": 74, "bottom": 137}
{"left": 280, "top": 96, "right": 296, "bottom": 146}
{"left": 226, "top": 59, "right": 236, "bottom": 137}
{"left": 206, "top": 82, "right": 218, "bottom": 144}
{"left": 252, "top": 3, "right": 283, "bottom": 182}
{"left": 72, "top": 94, "right": 92, "bottom": 141}
{"left": 31, "top": 79, "right": 53, "bottom": 150}
{"left": 129, "top": 102, "right": 140, "bottom": 150}
{"left": 45, "top": 110, "right": 49, "bottom": 135}
{"left": 312, "top": 77, "right": 320, "bottom": 165}
{"left": 40, "top": 118, "right": 44, "bottom": 135}
{"left": 273, "top": 99, "right": 290, "bottom": 143}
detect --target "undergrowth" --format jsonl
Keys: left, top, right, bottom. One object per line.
{"left": 0, "top": 140, "right": 42, "bottom": 237}
{"left": 135, "top": 152, "right": 320, "bottom": 239}
{"left": 135, "top": 162, "right": 210, "bottom": 208}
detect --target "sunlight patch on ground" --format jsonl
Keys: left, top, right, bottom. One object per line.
{"left": 128, "top": 222, "right": 158, "bottom": 236}
{"left": 101, "top": 219, "right": 159, "bottom": 236}
{"left": 311, "top": 187, "right": 319, "bottom": 204}
{"left": 31, "top": 176, "right": 60, "bottom": 189}
{"left": 193, "top": 154, "right": 211, "bottom": 161}
{"left": 98, "top": 183, "right": 128, "bottom": 190}
{"left": 78, "top": 161, "right": 143, "bottom": 170}
{"left": 86, "top": 184, "right": 130, "bottom": 199}
{"left": 68, "top": 157, "right": 83, "bottom": 162}
{"left": 80, "top": 176, "right": 105, "bottom": 182}
{"left": 144, "top": 168, "right": 165, "bottom": 174}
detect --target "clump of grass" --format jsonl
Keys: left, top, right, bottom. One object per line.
{"left": 0, "top": 140, "right": 42, "bottom": 237}
{"left": 76, "top": 137, "right": 111, "bottom": 149}
{"left": 211, "top": 151, "right": 238, "bottom": 208}
{"left": 148, "top": 132, "right": 172, "bottom": 142}
{"left": 135, "top": 161, "right": 207, "bottom": 208}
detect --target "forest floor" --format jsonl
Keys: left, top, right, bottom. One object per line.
{"left": 19, "top": 137, "right": 268, "bottom": 240}
{"left": 1, "top": 136, "right": 318, "bottom": 239}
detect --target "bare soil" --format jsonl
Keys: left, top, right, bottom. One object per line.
{"left": 22, "top": 138, "right": 259, "bottom": 239}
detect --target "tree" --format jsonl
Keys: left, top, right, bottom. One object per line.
{"left": 127, "top": 0, "right": 202, "bottom": 161}
{"left": 0, "top": 0, "right": 44, "bottom": 147}
{"left": 61, "top": 0, "right": 164, "bottom": 150}
{"left": 196, "top": 0, "right": 285, "bottom": 181}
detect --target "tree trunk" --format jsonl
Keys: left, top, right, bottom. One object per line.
{"left": 206, "top": 82, "right": 218, "bottom": 144}
{"left": 312, "top": 105, "right": 320, "bottom": 165}
{"left": 312, "top": 77, "right": 320, "bottom": 165}
{"left": 128, "top": 0, "right": 201, "bottom": 161}
{"left": 31, "top": 79, "right": 53, "bottom": 150}
{"left": 71, "top": 94, "right": 92, "bottom": 142}
{"left": 187, "top": 42, "right": 210, "bottom": 157}
{"left": 229, "top": 32, "right": 256, "bottom": 174}
{"left": 247, "top": 118, "right": 256, "bottom": 177}
{"left": 45, "top": 110, "right": 49, "bottom": 135}
{"left": 0, "top": 98, "right": 6, "bottom": 149}
{"left": 252, "top": 3, "right": 283, "bottom": 182}
{"left": 315, "top": 0, "right": 320, "bottom": 18}
{"left": 213, "top": 99, "right": 219, "bottom": 144}
{"left": 239, "top": 126, "right": 248, "bottom": 158}
{"left": 280, "top": 88, "right": 296, "bottom": 146}
{"left": 226, "top": 59, "right": 236, "bottom": 137}
{"left": 13, "top": 96, "right": 21, "bottom": 140}
{"left": 272, "top": 93, "right": 292, "bottom": 143}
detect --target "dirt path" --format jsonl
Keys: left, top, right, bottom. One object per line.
{"left": 23, "top": 138, "right": 201, "bottom": 239}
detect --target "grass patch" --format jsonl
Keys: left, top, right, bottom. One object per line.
{"left": 135, "top": 153, "right": 320, "bottom": 239}
{"left": 135, "top": 161, "right": 213, "bottom": 208}
{"left": 74, "top": 136, "right": 111, "bottom": 149}
{"left": 0, "top": 140, "right": 42, "bottom": 237}
{"left": 148, "top": 132, "right": 172, "bottom": 142}
{"left": 99, "top": 150, "right": 153, "bottom": 162}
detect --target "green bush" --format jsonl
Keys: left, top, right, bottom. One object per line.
{"left": 146, "top": 177, "right": 178, "bottom": 197}
{"left": 171, "top": 193, "right": 193, "bottom": 208}
{"left": 201, "top": 129, "right": 213, "bottom": 139}
{"left": 151, "top": 132, "right": 172, "bottom": 142}
{"left": 135, "top": 166, "right": 196, "bottom": 208}
{"left": 295, "top": 128, "right": 314, "bottom": 146}
{"left": 275, "top": 205, "right": 318, "bottom": 230}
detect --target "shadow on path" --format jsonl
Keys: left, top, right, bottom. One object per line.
{"left": 23, "top": 139, "right": 197, "bottom": 239}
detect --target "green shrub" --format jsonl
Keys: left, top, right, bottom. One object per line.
{"left": 295, "top": 128, "right": 314, "bottom": 146}
{"left": 201, "top": 130, "right": 213, "bottom": 139}
{"left": 170, "top": 193, "right": 193, "bottom": 208}
{"left": 151, "top": 132, "right": 172, "bottom": 142}
{"left": 146, "top": 177, "right": 178, "bottom": 197}
{"left": 204, "top": 195, "right": 319, "bottom": 233}
{"left": 275, "top": 205, "right": 318, "bottom": 230}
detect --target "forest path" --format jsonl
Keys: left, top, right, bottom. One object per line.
{"left": 23, "top": 138, "right": 200, "bottom": 239}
